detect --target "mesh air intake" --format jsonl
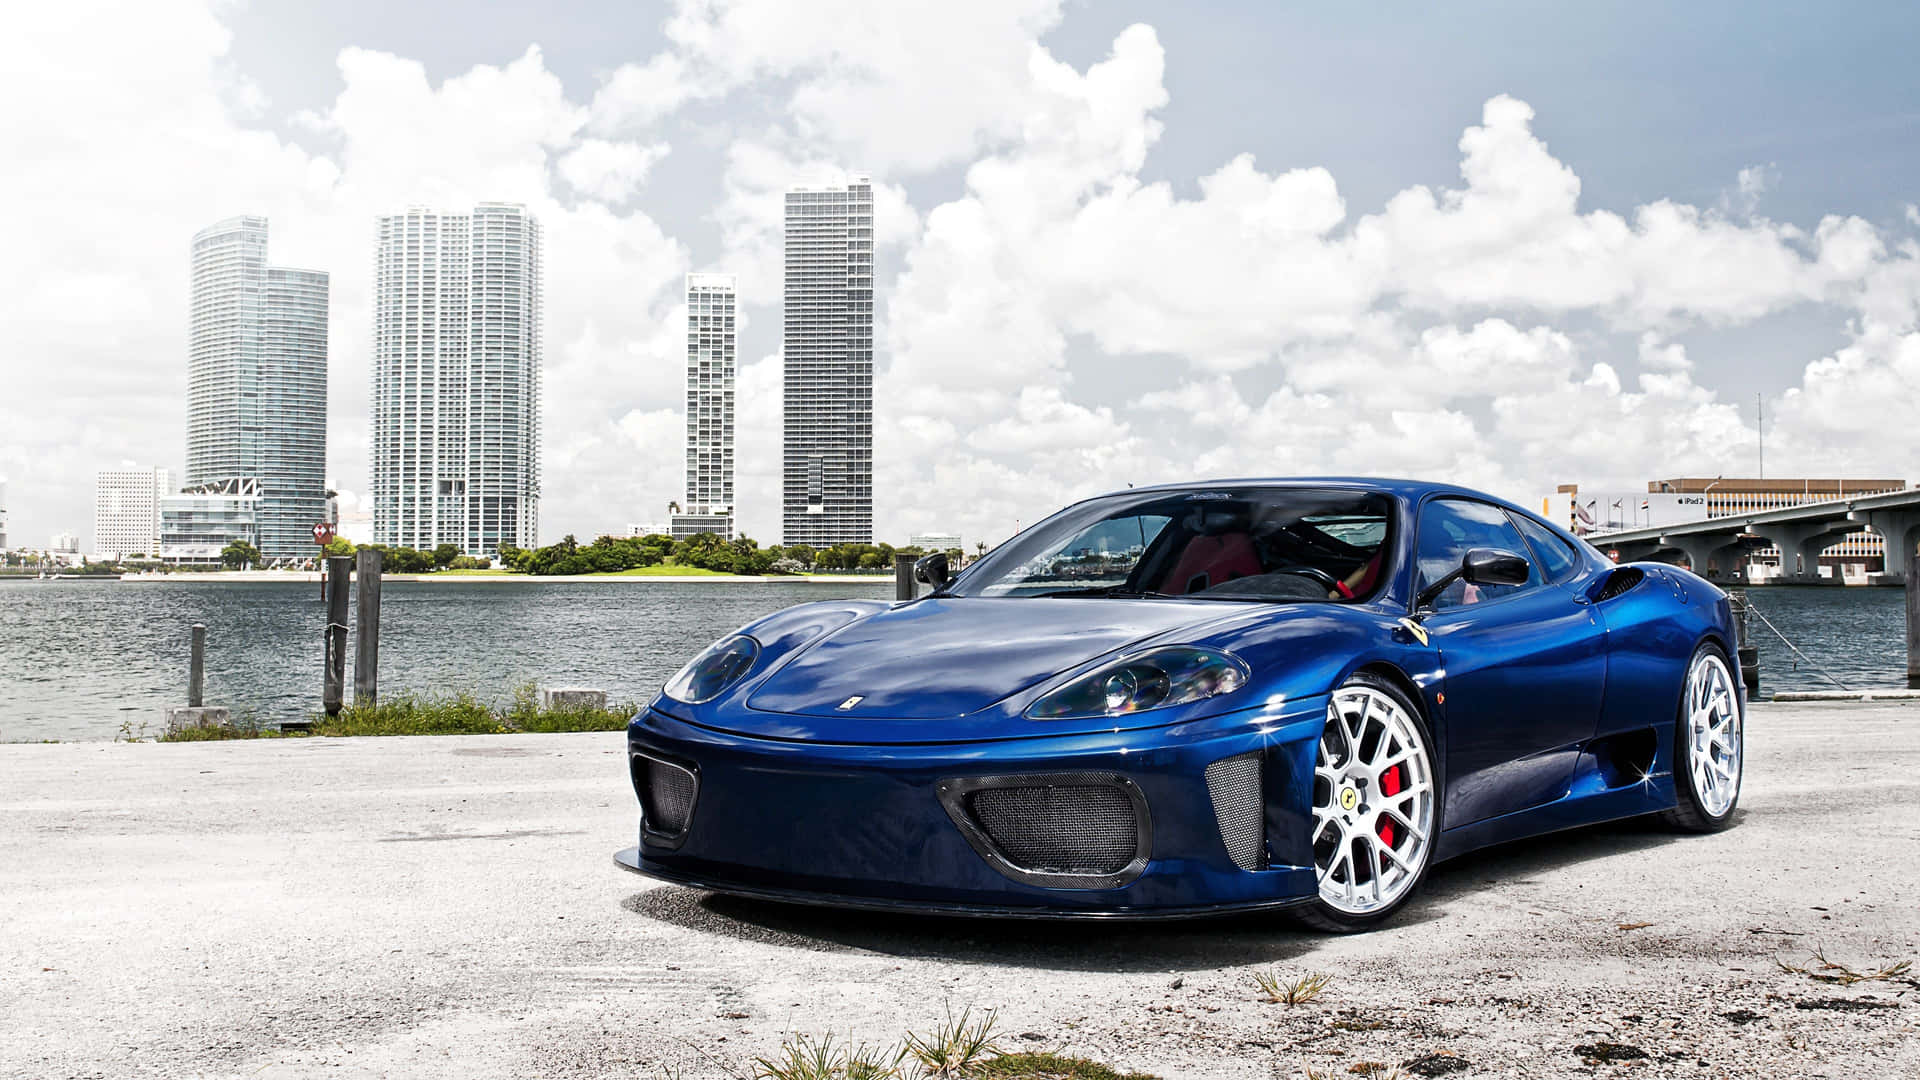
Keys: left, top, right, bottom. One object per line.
{"left": 637, "top": 756, "right": 696, "bottom": 835}
{"left": 1204, "top": 752, "right": 1266, "bottom": 871}
{"left": 966, "top": 782, "right": 1138, "bottom": 875}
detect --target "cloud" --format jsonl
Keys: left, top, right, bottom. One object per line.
{"left": 7, "top": 0, "right": 1920, "bottom": 557}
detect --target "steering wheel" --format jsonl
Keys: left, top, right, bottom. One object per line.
{"left": 1271, "top": 566, "right": 1343, "bottom": 594}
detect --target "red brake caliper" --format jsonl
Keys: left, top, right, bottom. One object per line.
{"left": 1376, "top": 764, "right": 1403, "bottom": 848}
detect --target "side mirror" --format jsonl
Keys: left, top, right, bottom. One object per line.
{"left": 914, "top": 552, "right": 951, "bottom": 590}
{"left": 1462, "top": 547, "right": 1530, "bottom": 587}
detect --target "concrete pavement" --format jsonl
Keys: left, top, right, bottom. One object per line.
{"left": 2, "top": 703, "right": 1917, "bottom": 1079}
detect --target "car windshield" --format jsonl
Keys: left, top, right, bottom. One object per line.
{"left": 954, "top": 487, "right": 1395, "bottom": 602}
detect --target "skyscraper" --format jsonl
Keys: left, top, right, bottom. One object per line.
{"left": 671, "top": 274, "right": 736, "bottom": 541}
{"left": 94, "top": 466, "right": 170, "bottom": 560}
{"left": 782, "top": 174, "right": 874, "bottom": 546}
{"left": 369, "top": 204, "right": 542, "bottom": 556}
{"left": 187, "top": 216, "right": 329, "bottom": 560}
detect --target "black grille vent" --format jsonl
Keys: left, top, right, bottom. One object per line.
{"left": 635, "top": 755, "right": 696, "bottom": 838}
{"left": 1596, "top": 567, "right": 1645, "bottom": 601}
{"left": 968, "top": 784, "right": 1136, "bottom": 874}
{"left": 937, "top": 771, "right": 1152, "bottom": 888}
{"left": 1204, "top": 752, "right": 1265, "bottom": 871}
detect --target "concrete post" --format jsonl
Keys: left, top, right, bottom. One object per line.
{"left": 1862, "top": 511, "right": 1920, "bottom": 687}
{"left": 188, "top": 624, "right": 206, "bottom": 708}
{"left": 323, "top": 556, "right": 352, "bottom": 716}
{"left": 895, "top": 553, "right": 918, "bottom": 601}
{"left": 353, "top": 547, "right": 383, "bottom": 707}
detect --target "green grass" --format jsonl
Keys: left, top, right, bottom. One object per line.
{"left": 311, "top": 691, "right": 506, "bottom": 736}
{"left": 586, "top": 563, "right": 737, "bottom": 577}
{"left": 157, "top": 683, "right": 636, "bottom": 741}
{"left": 970, "top": 1053, "right": 1160, "bottom": 1079}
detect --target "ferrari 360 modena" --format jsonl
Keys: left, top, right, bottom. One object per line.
{"left": 615, "top": 479, "right": 1744, "bottom": 931}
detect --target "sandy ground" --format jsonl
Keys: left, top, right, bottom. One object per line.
{"left": 2, "top": 702, "right": 1916, "bottom": 1080}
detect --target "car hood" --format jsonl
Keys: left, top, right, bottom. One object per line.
{"left": 741, "top": 597, "right": 1226, "bottom": 723}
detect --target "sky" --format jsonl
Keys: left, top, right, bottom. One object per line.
{"left": 4, "top": 0, "right": 1920, "bottom": 552}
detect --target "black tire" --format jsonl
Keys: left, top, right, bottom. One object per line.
{"left": 1290, "top": 671, "right": 1444, "bottom": 934}
{"left": 1661, "top": 641, "right": 1744, "bottom": 833}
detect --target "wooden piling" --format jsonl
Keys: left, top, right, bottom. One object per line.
{"left": 895, "top": 553, "right": 917, "bottom": 601}
{"left": 1908, "top": 540, "right": 1920, "bottom": 689}
{"left": 188, "top": 624, "right": 206, "bottom": 708}
{"left": 354, "top": 547, "right": 383, "bottom": 707}
{"left": 323, "top": 556, "right": 352, "bottom": 715}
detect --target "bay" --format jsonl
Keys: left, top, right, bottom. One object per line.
{"left": 0, "top": 579, "right": 1906, "bottom": 742}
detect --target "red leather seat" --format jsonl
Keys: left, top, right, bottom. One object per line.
{"left": 1158, "top": 534, "right": 1263, "bottom": 594}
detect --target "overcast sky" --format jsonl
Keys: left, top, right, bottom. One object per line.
{"left": 6, "top": 1, "right": 1920, "bottom": 551}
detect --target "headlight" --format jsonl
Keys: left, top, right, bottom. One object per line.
{"left": 1026, "top": 646, "right": 1249, "bottom": 720}
{"left": 662, "top": 635, "right": 760, "bottom": 704}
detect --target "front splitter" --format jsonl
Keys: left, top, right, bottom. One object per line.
{"left": 614, "top": 847, "right": 1314, "bottom": 922}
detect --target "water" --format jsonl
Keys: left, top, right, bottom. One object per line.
{"left": 0, "top": 579, "right": 893, "bottom": 742}
{"left": 0, "top": 581, "right": 1906, "bottom": 742}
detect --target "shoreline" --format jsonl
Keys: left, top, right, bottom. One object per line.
{"left": 110, "top": 570, "right": 890, "bottom": 584}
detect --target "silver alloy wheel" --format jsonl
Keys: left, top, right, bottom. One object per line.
{"left": 1311, "top": 686, "right": 1436, "bottom": 915}
{"left": 1685, "top": 651, "right": 1743, "bottom": 817}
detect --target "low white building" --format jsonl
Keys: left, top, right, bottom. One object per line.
{"left": 159, "top": 478, "right": 260, "bottom": 564}
{"left": 49, "top": 532, "right": 79, "bottom": 553}
{"left": 95, "top": 465, "right": 171, "bottom": 560}
{"left": 909, "top": 532, "right": 963, "bottom": 552}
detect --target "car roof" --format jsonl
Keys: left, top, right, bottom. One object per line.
{"left": 1100, "top": 477, "right": 1540, "bottom": 515}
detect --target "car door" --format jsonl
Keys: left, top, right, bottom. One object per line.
{"left": 1413, "top": 497, "right": 1607, "bottom": 829}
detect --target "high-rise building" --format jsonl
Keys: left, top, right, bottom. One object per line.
{"left": 94, "top": 466, "right": 170, "bottom": 560}
{"left": 50, "top": 533, "right": 80, "bottom": 554}
{"left": 782, "top": 174, "right": 874, "bottom": 546}
{"left": 671, "top": 273, "right": 737, "bottom": 541}
{"left": 369, "top": 204, "right": 542, "bottom": 556}
{"left": 0, "top": 475, "right": 8, "bottom": 550}
{"left": 187, "top": 216, "right": 329, "bottom": 560}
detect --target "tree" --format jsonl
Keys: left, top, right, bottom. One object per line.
{"left": 220, "top": 540, "right": 261, "bottom": 569}
{"left": 431, "top": 543, "right": 461, "bottom": 569}
{"left": 322, "top": 536, "right": 356, "bottom": 557}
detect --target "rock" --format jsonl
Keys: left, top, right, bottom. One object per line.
{"left": 539, "top": 687, "right": 607, "bottom": 710}
{"left": 164, "top": 707, "right": 230, "bottom": 734}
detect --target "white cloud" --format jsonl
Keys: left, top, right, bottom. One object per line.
{"left": 7, "top": 0, "right": 1920, "bottom": 556}
{"left": 557, "top": 139, "right": 670, "bottom": 202}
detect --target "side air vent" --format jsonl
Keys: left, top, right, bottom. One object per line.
{"left": 633, "top": 753, "right": 698, "bottom": 846}
{"left": 1595, "top": 567, "right": 1645, "bottom": 602}
{"left": 936, "top": 772, "right": 1152, "bottom": 889}
{"left": 1204, "top": 752, "right": 1266, "bottom": 871}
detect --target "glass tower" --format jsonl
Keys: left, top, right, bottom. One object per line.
{"left": 370, "top": 204, "right": 542, "bottom": 557}
{"left": 187, "top": 217, "right": 328, "bottom": 560}
{"left": 782, "top": 175, "right": 874, "bottom": 546}
{"left": 672, "top": 273, "right": 736, "bottom": 541}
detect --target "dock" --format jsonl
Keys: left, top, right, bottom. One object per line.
{"left": 3, "top": 702, "right": 1916, "bottom": 1078}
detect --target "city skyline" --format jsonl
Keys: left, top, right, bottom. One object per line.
{"left": 10, "top": 4, "right": 1920, "bottom": 553}
{"left": 186, "top": 216, "right": 330, "bottom": 560}
{"left": 369, "top": 203, "right": 544, "bottom": 557}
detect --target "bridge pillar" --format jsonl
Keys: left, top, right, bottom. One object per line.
{"left": 1863, "top": 511, "right": 1920, "bottom": 586}
{"left": 1861, "top": 511, "right": 1920, "bottom": 687}
{"left": 1747, "top": 523, "right": 1856, "bottom": 585}
{"left": 1658, "top": 531, "right": 1751, "bottom": 582}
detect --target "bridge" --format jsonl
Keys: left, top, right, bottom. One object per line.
{"left": 1590, "top": 486, "right": 1920, "bottom": 684}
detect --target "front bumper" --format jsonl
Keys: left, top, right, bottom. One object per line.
{"left": 614, "top": 693, "right": 1329, "bottom": 918}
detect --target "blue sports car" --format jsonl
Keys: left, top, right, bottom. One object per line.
{"left": 615, "top": 479, "right": 1745, "bottom": 931}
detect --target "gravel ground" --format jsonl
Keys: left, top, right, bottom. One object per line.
{"left": 2, "top": 701, "right": 1916, "bottom": 1079}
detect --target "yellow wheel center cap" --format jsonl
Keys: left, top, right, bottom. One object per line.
{"left": 1339, "top": 787, "right": 1359, "bottom": 812}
